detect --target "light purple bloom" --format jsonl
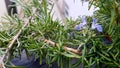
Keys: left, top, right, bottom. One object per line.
{"left": 75, "top": 16, "right": 87, "bottom": 30}
{"left": 91, "top": 18, "right": 103, "bottom": 32}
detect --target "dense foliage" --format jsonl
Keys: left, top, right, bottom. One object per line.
{"left": 0, "top": 0, "right": 120, "bottom": 68}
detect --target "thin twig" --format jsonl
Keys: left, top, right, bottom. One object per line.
{"left": 43, "top": 38, "right": 82, "bottom": 55}
{"left": 0, "top": 16, "right": 32, "bottom": 64}
{"left": 0, "top": 6, "right": 37, "bottom": 67}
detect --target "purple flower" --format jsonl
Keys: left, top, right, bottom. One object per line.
{"left": 91, "top": 18, "right": 103, "bottom": 32}
{"left": 75, "top": 16, "right": 87, "bottom": 30}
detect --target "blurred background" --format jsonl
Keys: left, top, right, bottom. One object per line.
{"left": 0, "top": 0, "right": 96, "bottom": 21}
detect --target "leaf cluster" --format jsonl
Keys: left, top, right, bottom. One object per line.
{"left": 0, "top": 0, "right": 120, "bottom": 68}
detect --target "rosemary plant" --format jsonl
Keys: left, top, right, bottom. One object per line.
{"left": 0, "top": 0, "right": 120, "bottom": 68}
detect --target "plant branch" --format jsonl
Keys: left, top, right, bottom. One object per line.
{"left": 43, "top": 39, "right": 82, "bottom": 55}
{"left": 0, "top": 16, "right": 32, "bottom": 65}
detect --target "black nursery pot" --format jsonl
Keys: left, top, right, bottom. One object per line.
{"left": 11, "top": 50, "right": 58, "bottom": 68}
{"left": 11, "top": 49, "right": 110, "bottom": 68}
